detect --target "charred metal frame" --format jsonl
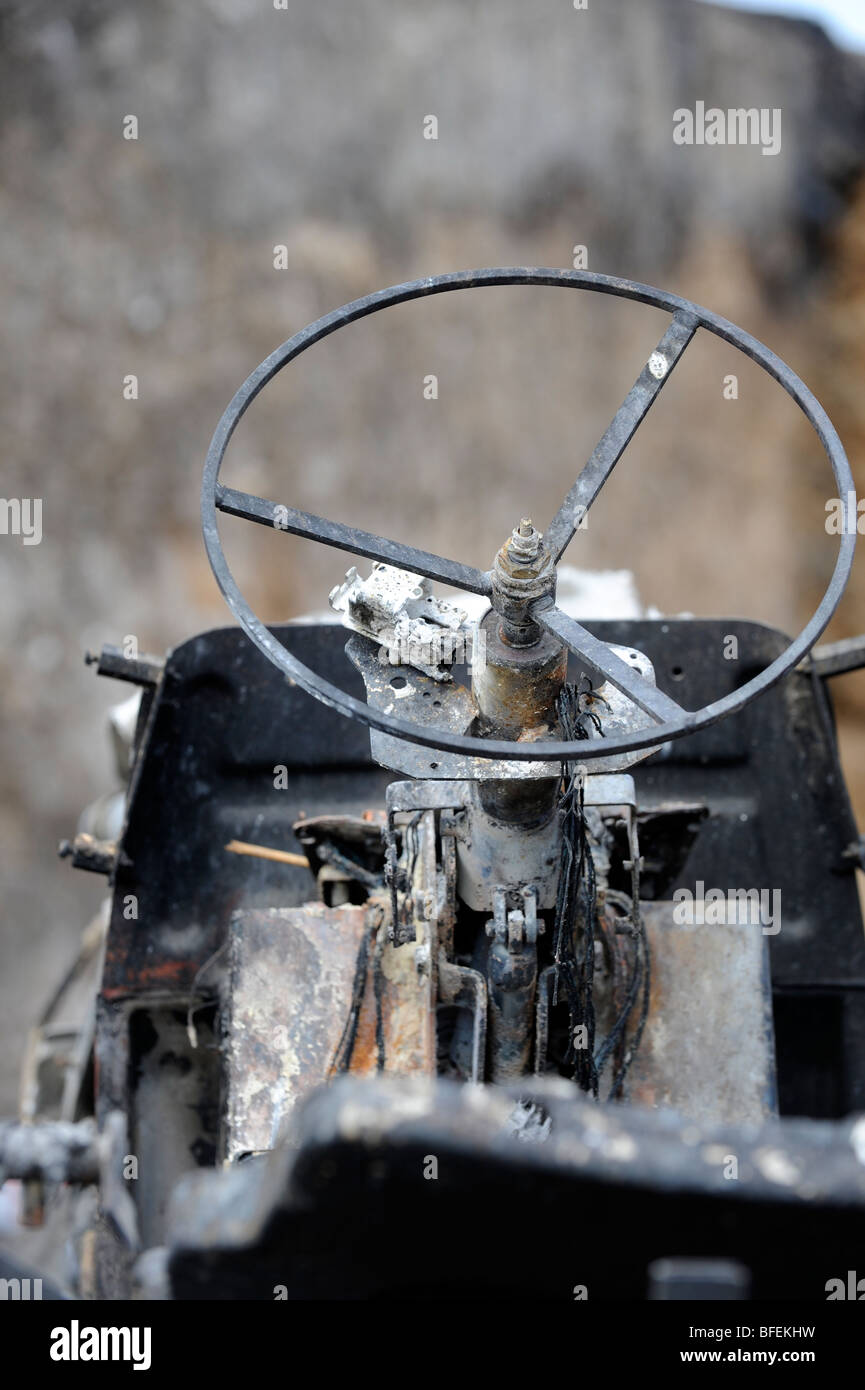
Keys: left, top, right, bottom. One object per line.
{"left": 86, "top": 618, "right": 865, "bottom": 1115}
{"left": 16, "top": 610, "right": 865, "bottom": 1297}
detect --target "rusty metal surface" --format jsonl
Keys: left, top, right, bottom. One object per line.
{"left": 223, "top": 903, "right": 369, "bottom": 1159}
{"left": 628, "top": 900, "right": 777, "bottom": 1124}
{"left": 223, "top": 901, "right": 436, "bottom": 1159}
{"left": 473, "top": 609, "right": 567, "bottom": 738}
{"left": 351, "top": 938, "right": 436, "bottom": 1080}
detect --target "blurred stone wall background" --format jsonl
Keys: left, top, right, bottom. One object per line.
{"left": 1, "top": 0, "right": 865, "bottom": 1108}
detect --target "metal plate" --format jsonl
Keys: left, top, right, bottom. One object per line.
{"left": 629, "top": 901, "right": 777, "bottom": 1125}
{"left": 349, "top": 634, "right": 661, "bottom": 778}
{"left": 223, "top": 904, "right": 370, "bottom": 1160}
{"left": 223, "top": 903, "right": 436, "bottom": 1160}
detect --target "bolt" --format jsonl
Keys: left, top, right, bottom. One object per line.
{"left": 507, "top": 519, "right": 542, "bottom": 565}
{"left": 491, "top": 518, "right": 556, "bottom": 644}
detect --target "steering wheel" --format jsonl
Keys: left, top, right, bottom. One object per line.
{"left": 201, "top": 267, "right": 856, "bottom": 763}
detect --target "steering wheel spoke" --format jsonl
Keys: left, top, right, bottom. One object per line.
{"left": 215, "top": 483, "right": 492, "bottom": 597}
{"left": 537, "top": 605, "right": 688, "bottom": 725}
{"left": 544, "top": 310, "right": 698, "bottom": 560}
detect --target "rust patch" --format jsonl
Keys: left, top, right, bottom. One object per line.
{"left": 102, "top": 957, "right": 189, "bottom": 1000}
{"left": 350, "top": 937, "right": 435, "bottom": 1077}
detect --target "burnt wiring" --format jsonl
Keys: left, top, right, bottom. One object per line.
{"left": 328, "top": 916, "right": 375, "bottom": 1077}
{"left": 554, "top": 679, "right": 651, "bottom": 1100}
{"left": 553, "top": 680, "right": 603, "bottom": 1095}
{"left": 327, "top": 904, "right": 387, "bottom": 1077}
{"left": 373, "top": 921, "right": 387, "bottom": 1072}
{"left": 595, "top": 887, "right": 651, "bottom": 1100}
{"left": 328, "top": 810, "right": 426, "bottom": 1077}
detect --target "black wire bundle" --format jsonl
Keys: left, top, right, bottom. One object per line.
{"left": 553, "top": 680, "right": 651, "bottom": 1100}
{"left": 553, "top": 681, "right": 601, "bottom": 1095}
{"left": 327, "top": 904, "right": 387, "bottom": 1076}
{"left": 595, "top": 886, "right": 651, "bottom": 1100}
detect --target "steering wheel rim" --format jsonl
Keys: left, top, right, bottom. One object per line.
{"left": 201, "top": 267, "right": 856, "bottom": 763}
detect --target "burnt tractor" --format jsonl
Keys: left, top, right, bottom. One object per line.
{"left": 4, "top": 269, "right": 865, "bottom": 1301}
